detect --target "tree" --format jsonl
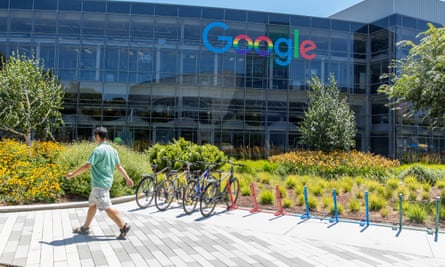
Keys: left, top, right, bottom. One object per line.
{"left": 378, "top": 23, "right": 445, "bottom": 125}
{"left": 299, "top": 75, "right": 356, "bottom": 152}
{"left": 0, "top": 52, "right": 64, "bottom": 146}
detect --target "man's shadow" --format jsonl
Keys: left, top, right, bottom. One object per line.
{"left": 39, "top": 234, "right": 116, "bottom": 246}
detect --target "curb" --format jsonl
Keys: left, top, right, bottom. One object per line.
{"left": 0, "top": 195, "right": 136, "bottom": 213}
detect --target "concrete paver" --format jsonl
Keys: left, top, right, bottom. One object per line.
{"left": 1, "top": 198, "right": 445, "bottom": 266}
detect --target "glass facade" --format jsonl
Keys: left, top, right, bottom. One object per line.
{"left": 0, "top": 0, "right": 443, "bottom": 158}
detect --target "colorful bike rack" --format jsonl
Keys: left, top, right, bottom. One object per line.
{"left": 249, "top": 183, "right": 261, "bottom": 213}
{"left": 274, "top": 185, "right": 285, "bottom": 216}
{"left": 226, "top": 179, "right": 238, "bottom": 210}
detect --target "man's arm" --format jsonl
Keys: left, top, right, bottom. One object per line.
{"left": 66, "top": 163, "right": 92, "bottom": 179}
{"left": 116, "top": 164, "right": 134, "bottom": 187}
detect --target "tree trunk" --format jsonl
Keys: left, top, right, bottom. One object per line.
{"left": 25, "top": 133, "right": 32, "bottom": 147}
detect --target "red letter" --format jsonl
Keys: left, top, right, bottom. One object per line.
{"left": 300, "top": 40, "right": 316, "bottom": 60}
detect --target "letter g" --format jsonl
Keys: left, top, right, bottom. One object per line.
{"left": 202, "top": 22, "right": 232, "bottom": 53}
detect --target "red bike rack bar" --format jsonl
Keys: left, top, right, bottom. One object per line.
{"left": 274, "top": 184, "right": 285, "bottom": 216}
{"left": 249, "top": 183, "right": 261, "bottom": 213}
{"left": 226, "top": 179, "right": 238, "bottom": 210}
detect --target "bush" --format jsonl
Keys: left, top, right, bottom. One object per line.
{"left": 368, "top": 194, "right": 386, "bottom": 211}
{"left": 259, "top": 190, "right": 274, "bottom": 205}
{"left": 282, "top": 198, "right": 293, "bottom": 208}
{"left": 406, "top": 204, "right": 427, "bottom": 224}
{"left": 58, "top": 142, "right": 151, "bottom": 198}
{"left": 269, "top": 150, "right": 399, "bottom": 179}
{"left": 285, "top": 175, "right": 298, "bottom": 189}
{"left": 0, "top": 139, "right": 65, "bottom": 204}
{"left": 147, "top": 138, "right": 226, "bottom": 170}
{"left": 399, "top": 164, "right": 444, "bottom": 185}
{"left": 349, "top": 199, "right": 361, "bottom": 213}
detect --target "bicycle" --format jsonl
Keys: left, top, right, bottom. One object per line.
{"left": 135, "top": 164, "right": 170, "bottom": 208}
{"left": 182, "top": 161, "right": 215, "bottom": 215}
{"left": 199, "top": 160, "right": 243, "bottom": 217}
{"left": 154, "top": 159, "right": 195, "bottom": 211}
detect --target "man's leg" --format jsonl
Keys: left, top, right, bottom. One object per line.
{"left": 105, "top": 207, "right": 125, "bottom": 229}
{"left": 83, "top": 204, "right": 97, "bottom": 228}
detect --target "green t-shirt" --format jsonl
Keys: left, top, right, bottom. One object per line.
{"left": 87, "top": 142, "right": 120, "bottom": 189}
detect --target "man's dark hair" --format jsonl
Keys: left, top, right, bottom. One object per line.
{"left": 94, "top": 127, "right": 108, "bottom": 139}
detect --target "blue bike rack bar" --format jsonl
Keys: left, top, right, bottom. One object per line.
{"left": 329, "top": 188, "right": 339, "bottom": 223}
{"left": 399, "top": 193, "right": 403, "bottom": 231}
{"left": 435, "top": 196, "right": 441, "bottom": 242}
{"left": 360, "top": 191, "right": 370, "bottom": 227}
{"left": 301, "top": 185, "right": 311, "bottom": 219}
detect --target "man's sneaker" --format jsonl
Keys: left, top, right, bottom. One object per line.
{"left": 117, "top": 223, "right": 130, "bottom": 240}
{"left": 73, "top": 226, "right": 90, "bottom": 235}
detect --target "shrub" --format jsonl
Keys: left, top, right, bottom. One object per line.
{"left": 147, "top": 138, "right": 227, "bottom": 170}
{"left": 240, "top": 185, "right": 251, "bottom": 196}
{"left": 322, "top": 196, "right": 332, "bottom": 208}
{"left": 368, "top": 194, "right": 386, "bottom": 211}
{"left": 282, "top": 198, "right": 293, "bottom": 208}
{"left": 436, "top": 180, "right": 445, "bottom": 189}
{"left": 307, "top": 196, "right": 318, "bottom": 210}
{"left": 380, "top": 207, "right": 390, "bottom": 217}
{"left": 257, "top": 172, "right": 273, "bottom": 185}
{"left": 386, "top": 178, "right": 399, "bottom": 191}
{"left": 406, "top": 204, "right": 427, "bottom": 224}
{"left": 330, "top": 203, "right": 344, "bottom": 215}
{"left": 308, "top": 183, "right": 324, "bottom": 196}
{"left": 399, "top": 164, "right": 443, "bottom": 185}
{"left": 0, "top": 139, "right": 65, "bottom": 204}
{"left": 339, "top": 177, "right": 354, "bottom": 193}
{"left": 277, "top": 185, "right": 287, "bottom": 198}
{"left": 268, "top": 150, "right": 399, "bottom": 179}
{"left": 285, "top": 175, "right": 298, "bottom": 189}
{"left": 349, "top": 199, "right": 361, "bottom": 213}
{"left": 259, "top": 190, "right": 274, "bottom": 205}
{"left": 58, "top": 142, "right": 151, "bottom": 198}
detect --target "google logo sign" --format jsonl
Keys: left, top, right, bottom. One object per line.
{"left": 202, "top": 22, "right": 316, "bottom": 67}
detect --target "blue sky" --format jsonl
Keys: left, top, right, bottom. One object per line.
{"left": 125, "top": 0, "right": 364, "bottom": 17}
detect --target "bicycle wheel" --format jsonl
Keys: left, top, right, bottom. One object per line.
{"left": 182, "top": 180, "right": 198, "bottom": 215}
{"left": 155, "top": 179, "right": 175, "bottom": 211}
{"left": 200, "top": 182, "right": 218, "bottom": 217}
{"left": 225, "top": 177, "right": 240, "bottom": 207}
{"left": 135, "top": 176, "right": 155, "bottom": 208}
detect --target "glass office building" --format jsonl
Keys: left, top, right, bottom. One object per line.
{"left": 0, "top": 0, "right": 444, "bottom": 158}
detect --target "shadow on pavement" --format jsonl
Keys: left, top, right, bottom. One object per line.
{"left": 39, "top": 234, "right": 117, "bottom": 246}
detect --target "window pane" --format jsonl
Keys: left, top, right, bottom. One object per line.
{"left": 82, "top": 13, "right": 106, "bottom": 35}
{"left": 34, "top": 11, "right": 57, "bottom": 33}
{"left": 40, "top": 45, "right": 56, "bottom": 68}
{"left": 183, "top": 19, "right": 201, "bottom": 44}
{"left": 155, "top": 17, "right": 179, "bottom": 41}
{"left": 83, "top": 1, "right": 106, "bottom": 13}
{"left": 58, "top": 45, "right": 79, "bottom": 68}
{"left": 10, "top": 0, "right": 33, "bottom": 9}
{"left": 0, "top": 11, "right": 7, "bottom": 33}
{"left": 59, "top": 12, "right": 81, "bottom": 35}
{"left": 155, "top": 5, "right": 178, "bottom": 16}
{"left": 107, "top": 2, "right": 130, "bottom": 14}
{"left": 179, "top": 6, "right": 201, "bottom": 18}
{"left": 10, "top": 11, "right": 32, "bottom": 33}
{"left": 59, "top": 0, "right": 81, "bottom": 11}
{"left": 131, "top": 3, "right": 154, "bottom": 15}
{"left": 34, "top": 0, "right": 57, "bottom": 10}
{"left": 107, "top": 14, "right": 130, "bottom": 38}
{"left": 225, "top": 10, "right": 246, "bottom": 22}
{"left": 130, "top": 16, "right": 154, "bottom": 39}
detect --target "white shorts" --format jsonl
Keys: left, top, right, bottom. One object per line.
{"left": 89, "top": 187, "right": 112, "bottom": 211}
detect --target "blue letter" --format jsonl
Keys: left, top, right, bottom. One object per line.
{"left": 274, "top": 37, "right": 292, "bottom": 66}
{"left": 202, "top": 22, "right": 232, "bottom": 54}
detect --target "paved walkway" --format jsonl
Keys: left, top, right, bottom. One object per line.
{"left": 1, "top": 197, "right": 445, "bottom": 266}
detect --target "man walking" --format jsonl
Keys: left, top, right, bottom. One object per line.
{"left": 66, "top": 127, "right": 134, "bottom": 239}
